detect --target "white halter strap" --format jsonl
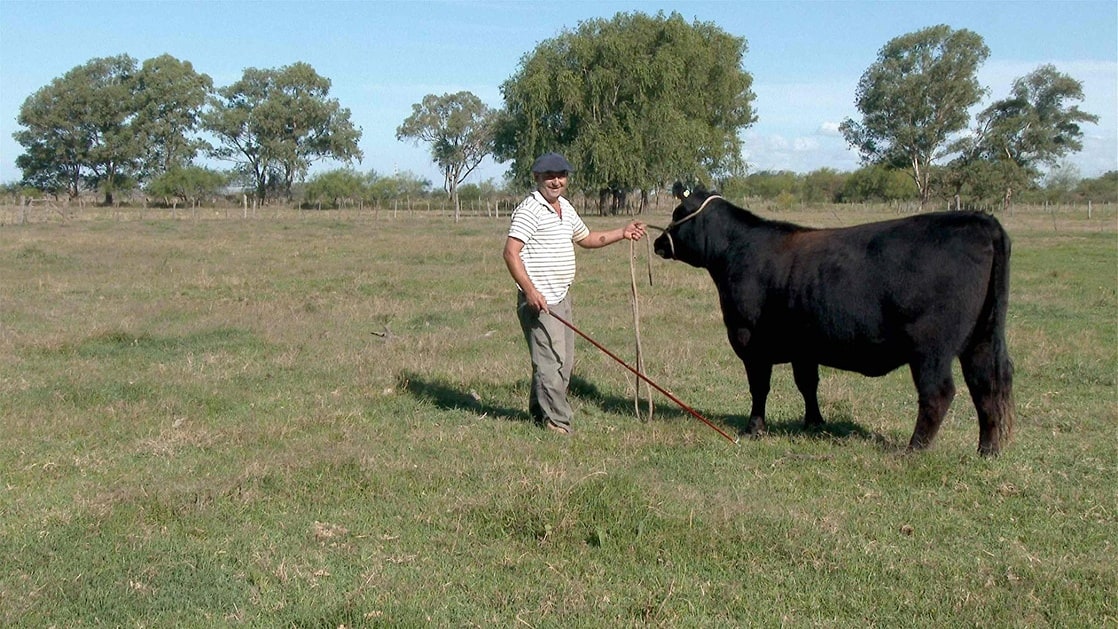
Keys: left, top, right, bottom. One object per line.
{"left": 653, "top": 194, "right": 723, "bottom": 258}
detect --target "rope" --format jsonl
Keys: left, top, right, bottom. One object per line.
{"left": 629, "top": 237, "right": 654, "bottom": 421}
{"left": 626, "top": 193, "right": 723, "bottom": 423}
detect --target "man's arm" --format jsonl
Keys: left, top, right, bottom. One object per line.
{"left": 576, "top": 221, "right": 646, "bottom": 249}
{"left": 503, "top": 236, "right": 549, "bottom": 313}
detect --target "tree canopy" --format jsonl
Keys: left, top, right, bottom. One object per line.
{"left": 14, "top": 54, "right": 213, "bottom": 204}
{"left": 937, "top": 64, "right": 1098, "bottom": 209}
{"left": 495, "top": 11, "right": 756, "bottom": 210}
{"left": 16, "top": 55, "right": 138, "bottom": 203}
{"left": 204, "top": 62, "right": 362, "bottom": 202}
{"left": 147, "top": 165, "right": 227, "bottom": 207}
{"left": 840, "top": 25, "right": 989, "bottom": 207}
{"left": 976, "top": 65, "right": 1097, "bottom": 205}
{"left": 132, "top": 55, "right": 214, "bottom": 178}
{"left": 396, "top": 91, "right": 496, "bottom": 221}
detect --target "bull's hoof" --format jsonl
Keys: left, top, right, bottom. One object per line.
{"left": 977, "top": 443, "right": 1001, "bottom": 458}
{"left": 745, "top": 416, "right": 767, "bottom": 436}
{"left": 907, "top": 433, "right": 935, "bottom": 452}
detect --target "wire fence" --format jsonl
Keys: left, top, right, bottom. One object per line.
{"left": 1, "top": 193, "right": 1113, "bottom": 230}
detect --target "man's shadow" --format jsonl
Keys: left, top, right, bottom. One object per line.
{"left": 399, "top": 371, "right": 654, "bottom": 424}
{"left": 398, "top": 371, "right": 525, "bottom": 423}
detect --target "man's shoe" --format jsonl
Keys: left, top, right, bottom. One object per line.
{"left": 545, "top": 421, "right": 572, "bottom": 435}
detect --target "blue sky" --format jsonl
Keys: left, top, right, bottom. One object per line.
{"left": 1, "top": 0, "right": 1115, "bottom": 187}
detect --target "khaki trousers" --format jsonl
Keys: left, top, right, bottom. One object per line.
{"left": 517, "top": 292, "right": 575, "bottom": 430}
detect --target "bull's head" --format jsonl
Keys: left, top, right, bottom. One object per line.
{"left": 653, "top": 183, "right": 720, "bottom": 267}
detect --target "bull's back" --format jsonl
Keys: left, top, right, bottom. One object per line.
{"left": 760, "top": 212, "right": 1003, "bottom": 373}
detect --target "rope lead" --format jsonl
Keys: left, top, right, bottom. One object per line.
{"left": 630, "top": 237, "right": 654, "bottom": 421}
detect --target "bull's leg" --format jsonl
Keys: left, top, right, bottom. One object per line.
{"left": 743, "top": 360, "right": 772, "bottom": 436}
{"left": 907, "top": 357, "right": 956, "bottom": 451}
{"left": 792, "top": 361, "right": 824, "bottom": 428}
{"left": 960, "top": 342, "right": 1009, "bottom": 457}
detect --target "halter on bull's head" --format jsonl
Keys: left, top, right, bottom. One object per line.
{"left": 652, "top": 182, "right": 723, "bottom": 264}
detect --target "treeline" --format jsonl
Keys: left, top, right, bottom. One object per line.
{"left": 7, "top": 14, "right": 1106, "bottom": 216}
{"left": 721, "top": 166, "right": 1117, "bottom": 209}
{"left": 11, "top": 55, "right": 360, "bottom": 208}
{"left": 293, "top": 164, "right": 1117, "bottom": 212}
{"left": 7, "top": 164, "right": 1112, "bottom": 215}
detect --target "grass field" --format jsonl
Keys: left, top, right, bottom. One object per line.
{"left": 1, "top": 202, "right": 1114, "bottom": 627}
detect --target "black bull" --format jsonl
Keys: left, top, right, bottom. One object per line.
{"left": 653, "top": 189, "right": 1014, "bottom": 456}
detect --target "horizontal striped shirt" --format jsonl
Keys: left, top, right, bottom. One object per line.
{"left": 508, "top": 191, "right": 589, "bottom": 305}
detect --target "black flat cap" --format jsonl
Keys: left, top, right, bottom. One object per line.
{"left": 531, "top": 152, "right": 573, "bottom": 173}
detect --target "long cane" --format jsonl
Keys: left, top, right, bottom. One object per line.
{"left": 547, "top": 311, "right": 739, "bottom": 444}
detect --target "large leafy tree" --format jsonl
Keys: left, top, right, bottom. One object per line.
{"left": 964, "top": 65, "right": 1097, "bottom": 208}
{"left": 14, "top": 54, "right": 213, "bottom": 204}
{"left": 132, "top": 54, "right": 213, "bottom": 178}
{"left": 204, "top": 62, "right": 362, "bottom": 202}
{"left": 496, "top": 11, "right": 756, "bottom": 212}
{"left": 15, "top": 54, "right": 140, "bottom": 203}
{"left": 396, "top": 91, "right": 496, "bottom": 222}
{"left": 981, "top": 65, "right": 1097, "bottom": 167}
{"left": 942, "top": 65, "right": 1098, "bottom": 210}
{"left": 840, "top": 25, "right": 989, "bottom": 207}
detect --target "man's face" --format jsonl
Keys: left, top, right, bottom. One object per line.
{"left": 534, "top": 171, "right": 568, "bottom": 203}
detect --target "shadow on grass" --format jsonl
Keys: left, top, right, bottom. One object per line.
{"left": 399, "top": 371, "right": 902, "bottom": 451}
{"left": 400, "top": 371, "right": 527, "bottom": 424}
{"left": 399, "top": 372, "right": 660, "bottom": 426}
{"left": 720, "top": 411, "right": 901, "bottom": 451}
{"left": 568, "top": 375, "right": 647, "bottom": 415}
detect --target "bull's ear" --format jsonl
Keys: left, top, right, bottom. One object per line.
{"left": 672, "top": 181, "right": 689, "bottom": 200}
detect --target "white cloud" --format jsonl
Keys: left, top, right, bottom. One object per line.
{"left": 817, "top": 122, "right": 843, "bottom": 137}
{"left": 743, "top": 131, "right": 860, "bottom": 174}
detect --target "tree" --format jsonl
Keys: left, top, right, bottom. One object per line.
{"left": 839, "top": 165, "right": 920, "bottom": 203}
{"left": 1041, "top": 163, "right": 1081, "bottom": 204}
{"left": 14, "top": 54, "right": 140, "bottom": 203}
{"left": 147, "top": 166, "right": 227, "bottom": 208}
{"left": 204, "top": 62, "right": 362, "bottom": 203}
{"left": 1074, "top": 171, "right": 1118, "bottom": 204}
{"left": 975, "top": 65, "right": 1097, "bottom": 208}
{"left": 943, "top": 65, "right": 1098, "bottom": 210}
{"left": 14, "top": 54, "right": 213, "bottom": 204}
{"left": 132, "top": 54, "right": 213, "bottom": 178}
{"left": 396, "top": 91, "right": 496, "bottom": 222}
{"left": 743, "top": 170, "right": 800, "bottom": 200}
{"left": 495, "top": 11, "right": 756, "bottom": 213}
{"left": 802, "top": 168, "right": 848, "bottom": 204}
{"left": 365, "top": 170, "right": 433, "bottom": 208}
{"left": 304, "top": 168, "right": 367, "bottom": 209}
{"left": 840, "top": 25, "right": 989, "bottom": 207}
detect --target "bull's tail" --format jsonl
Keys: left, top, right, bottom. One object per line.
{"left": 965, "top": 218, "right": 1016, "bottom": 454}
{"left": 990, "top": 224, "right": 1015, "bottom": 446}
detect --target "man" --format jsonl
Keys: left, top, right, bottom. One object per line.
{"left": 503, "top": 152, "right": 646, "bottom": 435}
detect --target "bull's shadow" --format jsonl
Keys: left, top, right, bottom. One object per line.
{"left": 721, "top": 409, "right": 895, "bottom": 449}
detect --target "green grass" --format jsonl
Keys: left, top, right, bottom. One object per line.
{"left": 1, "top": 205, "right": 1115, "bottom": 626}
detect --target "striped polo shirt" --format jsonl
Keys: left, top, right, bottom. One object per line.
{"left": 508, "top": 190, "right": 590, "bottom": 305}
